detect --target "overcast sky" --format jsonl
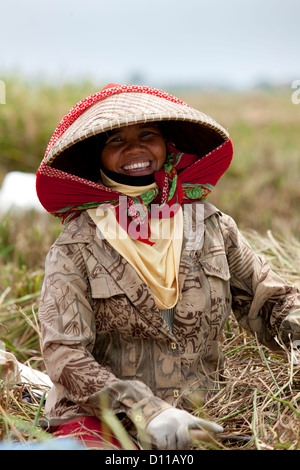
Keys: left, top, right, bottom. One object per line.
{"left": 1, "top": 0, "right": 299, "bottom": 89}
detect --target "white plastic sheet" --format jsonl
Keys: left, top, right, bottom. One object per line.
{"left": 0, "top": 349, "right": 53, "bottom": 395}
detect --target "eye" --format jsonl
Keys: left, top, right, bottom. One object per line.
{"left": 105, "top": 134, "right": 123, "bottom": 145}
{"left": 140, "top": 129, "right": 161, "bottom": 138}
{"left": 140, "top": 131, "right": 152, "bottom": 137}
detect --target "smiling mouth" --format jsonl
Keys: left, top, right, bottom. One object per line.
{"left": 122, "top": 161, "right": 151, "bottom": 171}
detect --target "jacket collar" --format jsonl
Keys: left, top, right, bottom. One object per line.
{"left": 55, "top": 201, "right": 220, "bottom": 246}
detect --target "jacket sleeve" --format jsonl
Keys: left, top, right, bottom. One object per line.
{"left": 38, "top": 242, "right": 171, "bottom": 428}
{"left": 220, "top": 213, "right": 300, "bottom": 350}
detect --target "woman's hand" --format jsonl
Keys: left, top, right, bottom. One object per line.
{"left": 146, "top": 407, "right": 223, "bottom": 450}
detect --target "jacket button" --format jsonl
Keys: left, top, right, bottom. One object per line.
{"left": 173, "top": 389, "right": 179, "bottom": 398}
{"left": 170, "top": 342, "right": 177, "bottom": 350}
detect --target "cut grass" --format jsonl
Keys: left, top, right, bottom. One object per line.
{"left": 200, "top": 324, "right": 300, "bottom": 450}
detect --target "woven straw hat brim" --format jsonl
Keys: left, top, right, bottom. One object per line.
{"left": 45, "top": 91, "right": 229, "bottom": 166}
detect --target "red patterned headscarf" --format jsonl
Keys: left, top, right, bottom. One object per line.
{"left": 36, "top": 84, "right": 233, "bottom": 244}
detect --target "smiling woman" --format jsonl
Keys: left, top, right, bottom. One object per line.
{"left": 35, "top": 83, "right": 300, "bottom": 450}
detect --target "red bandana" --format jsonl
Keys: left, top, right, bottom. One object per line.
{"left": 36, "top": 139, "right": 233, "bottom": 244}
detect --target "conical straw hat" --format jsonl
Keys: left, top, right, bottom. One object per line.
{"left": 43, "top": 84, "right": 229, "bottom": 175}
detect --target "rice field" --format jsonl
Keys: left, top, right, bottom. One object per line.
{"left": 0, "top": 77, "right": 299, "bottom": 449}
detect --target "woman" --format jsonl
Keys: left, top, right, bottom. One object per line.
{"left": 36, "top": 84, "right": 300, "bottom": 449}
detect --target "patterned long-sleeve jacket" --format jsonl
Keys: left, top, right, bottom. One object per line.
{"left": 38, "top": 202, "right": 300, "bottom": 432}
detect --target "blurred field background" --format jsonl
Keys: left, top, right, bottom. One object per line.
{"left": 0, "top": 76, "right": 299, "bottom": 449}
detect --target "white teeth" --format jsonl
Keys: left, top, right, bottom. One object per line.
{"left": 123, "top": 161, "right": 151, "bottom": 171}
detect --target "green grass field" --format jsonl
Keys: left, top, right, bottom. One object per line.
{"left": 0, "top": 77, "right": 299, "bottom": 449}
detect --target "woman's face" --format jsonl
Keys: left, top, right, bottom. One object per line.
{"left": 100, "top": 123, "right": 167, "bottom": 176}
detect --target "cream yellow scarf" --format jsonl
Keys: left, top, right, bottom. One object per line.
{"left": 87, "top": 172, "right": 183, "bottom": 309}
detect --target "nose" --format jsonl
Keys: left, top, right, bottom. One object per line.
{"left": 123, "top": 136, "right": 144, "bottom": 154}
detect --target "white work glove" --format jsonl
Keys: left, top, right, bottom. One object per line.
{"left": 146, "top": 407, "right": 223, "bottom": 450}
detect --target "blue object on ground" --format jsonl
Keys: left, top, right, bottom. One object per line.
{"left": 0, "top": 438, "right": 85, "bottom": 450}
